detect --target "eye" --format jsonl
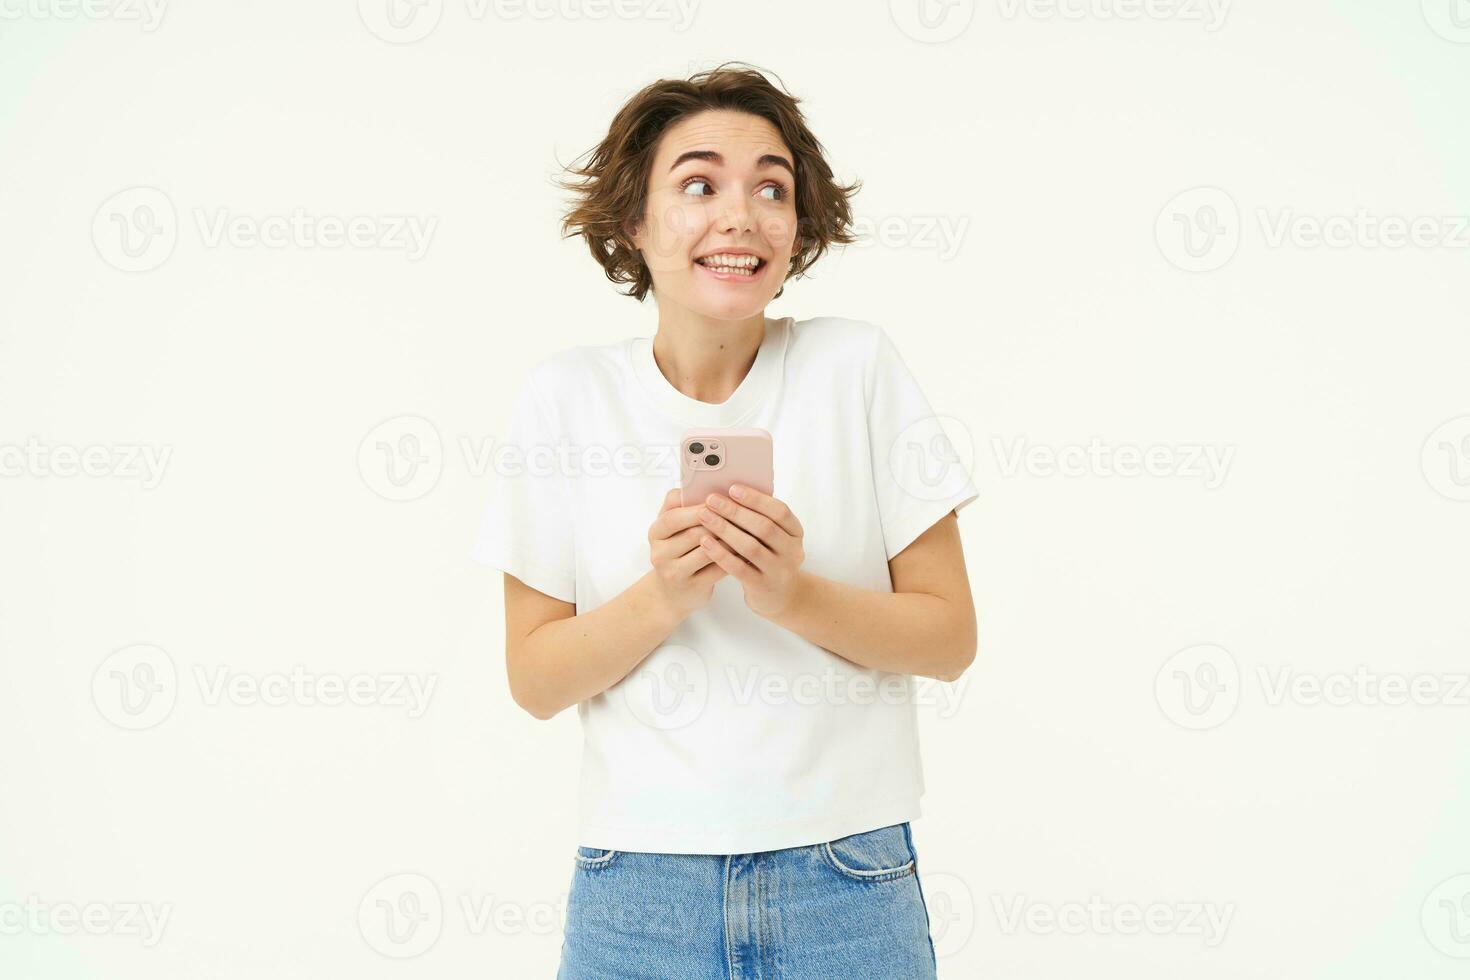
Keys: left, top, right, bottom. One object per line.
{"left": 680, "top": 176, "right": 790, "bottom": 201}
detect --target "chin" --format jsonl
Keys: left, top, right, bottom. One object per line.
{"left": 671, "top": 283, "right": 764, "bottom": 319}
{"left": 694, "top": 297, "right": 768, "bottom": 321}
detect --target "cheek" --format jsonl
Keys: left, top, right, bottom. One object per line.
{"left": 758, "top": 212, "right": 799, "bottom": 253}
{"left": 639, "top": 197, "right": 708, "bottom": 273}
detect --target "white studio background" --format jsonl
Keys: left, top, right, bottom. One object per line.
{"left": 2, "top": 2, "right": 1469, "bottom": 978}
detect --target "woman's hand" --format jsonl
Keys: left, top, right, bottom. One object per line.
{"left": 695, "top": 484, "right": 807, "bottom": 619}
{"left": 648, "top": 487, "right": 727, "bottom": 618}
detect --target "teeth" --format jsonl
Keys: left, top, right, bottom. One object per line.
{"left": 697, "top": 253, "right": 761, "bottom": 271}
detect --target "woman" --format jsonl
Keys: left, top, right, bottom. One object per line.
{"left": 473, "top": 63, "right": 979, "bottom": 979}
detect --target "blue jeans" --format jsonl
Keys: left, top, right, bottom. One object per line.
{"left": 557, "top": 822, "right": 939, "bottom": 979}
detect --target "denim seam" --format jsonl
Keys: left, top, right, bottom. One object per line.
{"left": 905, "top": 824, "right": 939, "bottom": 973}
{"left": 723, "top": 855, "right": 735, "bottom": 980}
{"left": 574, "top": 849, "right": 619, "bottom": 870}
{"left": 821, "top": 841, "right": 916, "bottom": 882}
{"left": 756, "top": 857, "right": 770, "bottom": 978}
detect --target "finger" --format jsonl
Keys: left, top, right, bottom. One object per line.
{"left": 649, "top": 488, "right": 683, "bottom": 539}
{"left": 672, "top": 541, "right": 722, "bottom": 578}
{"left": 698, "top": 505, "right": 774, "bottom": 571}
{"left": 688, "top": 561, "right": 726, "bottom": 589}
{"left": 651, "top": 503, "right": 712, "bottom": 541}
{"left": 700, "top": 534, "right": 759, "bottom": 584}
{"left": 703, "top": 495, "right": 787, "bottom": 557}
{"left": 652, "top": 526, "right": 709, "bottom": 563}
{"left": 726, "top": 485, "right": 803, "bottom": 538}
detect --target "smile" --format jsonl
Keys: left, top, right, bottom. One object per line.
{"left": 694, "top": 253, "right": 766, "bottom": 281}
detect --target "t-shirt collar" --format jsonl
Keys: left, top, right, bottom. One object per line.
{"left": 628, "top": 315, "right": 789, "bottom": 427}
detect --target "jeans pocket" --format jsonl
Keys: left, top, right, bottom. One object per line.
{"left": 573, "top": 845, "right": 619, "bottom": 871}
{"left": 821, "top": 823, "right": 917, "bottom": 882}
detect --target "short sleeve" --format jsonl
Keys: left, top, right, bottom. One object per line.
{"left": 470, "top": 369, "right": 576, "bottom": 604}
{"left": 866, "top": 325, "right": 979, "bottom": 562}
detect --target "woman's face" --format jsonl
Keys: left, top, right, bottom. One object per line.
{"left": 630, "top": 109, "right": 800, "bottom": 321}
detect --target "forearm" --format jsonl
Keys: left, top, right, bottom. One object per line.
{"left": 509, "top": 571, "right": 682, "bottom": 719}
{"left": 765, "top": 570, "right": 976, "bottom": 682}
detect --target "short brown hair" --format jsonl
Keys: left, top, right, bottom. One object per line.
{"left": 557, "top": 62, "right": 860, "bottom": 302}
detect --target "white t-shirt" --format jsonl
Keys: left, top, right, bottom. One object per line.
{"left": 472, "top": 314, "right": 978, "bottom": 854}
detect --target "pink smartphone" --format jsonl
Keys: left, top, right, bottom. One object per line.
{"left": 679, "top": 427, "right": 774, "bottom": 507}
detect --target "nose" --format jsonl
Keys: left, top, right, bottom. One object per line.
{"left": 716, "top": 190, "right": 754, "bottom": 234}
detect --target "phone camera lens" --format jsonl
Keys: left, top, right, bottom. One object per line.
{"left": 689, "top": 442, "right": 704, "bottom": 454}
{"left": 705, "top": 454, "right": 720, "bottom": 466}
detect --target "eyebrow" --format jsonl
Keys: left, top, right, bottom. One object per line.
{"left": 668, "top": 149, "right": 795, "bottom": 180}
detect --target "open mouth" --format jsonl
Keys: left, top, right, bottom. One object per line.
{"left": 694, "top": 254, "right": 766, "bottom": 280}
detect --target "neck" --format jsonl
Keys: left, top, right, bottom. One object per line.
{"left": 650, "top": 307, "right": 768, "bottom": 405}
